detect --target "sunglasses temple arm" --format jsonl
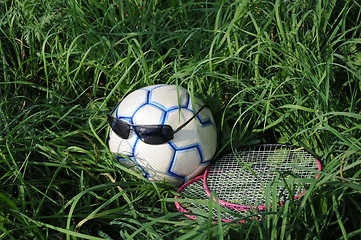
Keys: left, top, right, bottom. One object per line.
{"left": 173, "top": 105, "right": 207, "bottom": 134}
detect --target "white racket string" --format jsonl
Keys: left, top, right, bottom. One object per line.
{"left": 204, "top": 144, "right": 322, "bottom": 210}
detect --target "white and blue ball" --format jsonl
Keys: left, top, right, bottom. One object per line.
{"left": 108, "top": 84, "right": 217, "bottom": 186}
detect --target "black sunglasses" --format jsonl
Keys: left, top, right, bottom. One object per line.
{"left": 107, "top": 104, "right": 207, "bottom": 145}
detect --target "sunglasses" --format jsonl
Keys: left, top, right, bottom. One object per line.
{"left": 107, "top": 104, "right": 207, "bottom": 145}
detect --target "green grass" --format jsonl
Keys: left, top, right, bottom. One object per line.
{"left": 1, "top": 0, "right": 361, "bottom": 239}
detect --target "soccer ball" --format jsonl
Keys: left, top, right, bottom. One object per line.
{"left": 108, "top": 84, "right": 217, "bottom": 186}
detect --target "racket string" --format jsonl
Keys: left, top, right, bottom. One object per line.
{"left": 205, "top": 146, "right": 320, "bottom": 208}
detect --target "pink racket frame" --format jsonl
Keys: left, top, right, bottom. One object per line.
{"left": 175, "top": 175, "right": 248, "bottom": 222}
{"left": 174, "top": 175, "right": 202, "bottom": 221}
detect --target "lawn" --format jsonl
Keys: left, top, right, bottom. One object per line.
{"left": 1, "top": 0, "right": 361, "bottom": 239}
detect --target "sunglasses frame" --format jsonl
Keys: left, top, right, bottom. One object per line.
{"left": 107, "top": 95, "right": 207, "bottom": 145}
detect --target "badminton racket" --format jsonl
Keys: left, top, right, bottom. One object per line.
{"left": 203, "top": 144, "right": 322, "bottom": 211}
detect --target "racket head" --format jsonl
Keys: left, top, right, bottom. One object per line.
{"left": 175, "top": 175, "right": 250, "bottom": 222}
{"left": 203, "top": 144, "right": 322, "bottom": 210}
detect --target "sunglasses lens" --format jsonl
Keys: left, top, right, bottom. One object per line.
{"left": 134, "top": 125, "right": 174, "bottom": 145}
{"left": 107, "top": 115, "right": 130, "bottom": 139}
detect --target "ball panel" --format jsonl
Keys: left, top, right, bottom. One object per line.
{"left": 197, "top": 125, "right": 217, "bottom": 161}
{"left": 132, "top": 104, "right": 166, "bottom": 125}
{"left": 186, "top": 97, "right": 214, "bottom": 127}
{"left": 150, "top": 85, "right": 189, "bottom": 110}
{"left": 185, "top": 101, "right": 217, "bottom": 162}
{"left": 108, "top": 130, "right": 137, "bottom": 156}
{"left": 185, "top": 164, "right": 208, "bottom": 182}
{"left": 115, "top": 89, "right": 149, "bottom": 118}
{"left": 196, "top": 108, "right": 214, "bottom": 127}
{"left": 170, "top": 147, "right": 202, "bottom": 176}
{"left": 186, "top": 96, "right": 205, "bottom": 111}
{"left": 165, "top": 108, "right": 198, "bottom": 132}
{"left": 133, "top": 141, "right": 175, "bottom": 173}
